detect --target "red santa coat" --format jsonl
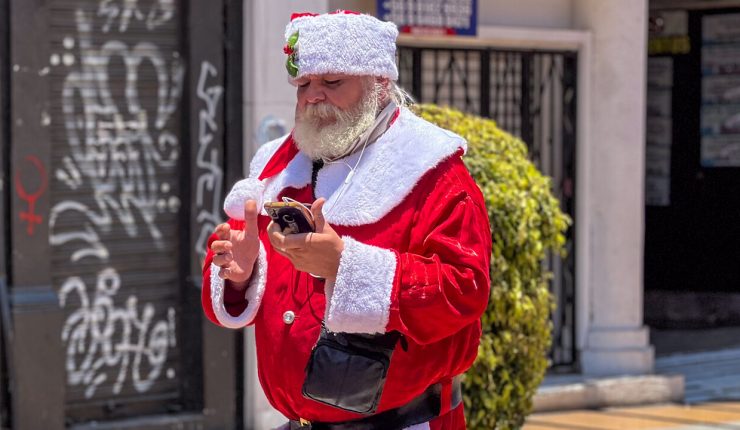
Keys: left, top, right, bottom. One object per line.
{"left": 202, "top": 107, "right": 492, "bottom": 426}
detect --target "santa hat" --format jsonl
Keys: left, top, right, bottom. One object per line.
{"left": 283, "top": 11, "right": 399, "bottom": 82}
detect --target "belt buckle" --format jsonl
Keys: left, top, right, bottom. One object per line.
{"left": 299, "top": 418, "right": 311, "bottom": 427}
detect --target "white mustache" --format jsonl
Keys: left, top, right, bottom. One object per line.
{"left": 300, "top": 103, "right": 349, "bottom": 123}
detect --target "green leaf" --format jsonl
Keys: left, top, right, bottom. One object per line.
{"left": 288, "top": 31, "right": 299, "bottom": 47}
{"left": 286, "top": 57, "right": 298, "bottom": 77}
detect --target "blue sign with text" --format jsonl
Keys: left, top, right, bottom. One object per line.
{"left": 377, "top": 0, "right": 477, "bottom": 36}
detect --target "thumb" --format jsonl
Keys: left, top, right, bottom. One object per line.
{"left": 244, "top": 199, "right": 259, "bottom": 234}
{"left": 311, "top": 198, "right": 328, "bottom": 233}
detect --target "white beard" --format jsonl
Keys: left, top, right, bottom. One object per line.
{"left": 293, "top": 85, "right": 380, "bottom": 161}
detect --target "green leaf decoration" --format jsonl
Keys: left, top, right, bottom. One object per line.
{"left": 288, "top": 31, "right": 299, "bottom": 48}
{"left": 286, "top": 57, "right": 298, "bottom": 77}
{"left": 285, "top": 31, "right": 299, "bottom": 77}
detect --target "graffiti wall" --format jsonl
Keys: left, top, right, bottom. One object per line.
{"left": 2, "top": 0, "right": 242, "bottom": 426}
{"left": 47, "top": 0, "right": 185, "bottom": 420}
{"left": 193, "top": 60, "right": 224, "bottom": 269}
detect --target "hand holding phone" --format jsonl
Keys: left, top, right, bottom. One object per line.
{"left": 264, "top": 201, "right": 315, "bottom": 234}
{"left": 265, "top": 197, "right": 345, "bottom": 281}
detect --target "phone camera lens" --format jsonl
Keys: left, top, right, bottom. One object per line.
{"left": 282, "top": 214, "right": 295, "bottom": 223}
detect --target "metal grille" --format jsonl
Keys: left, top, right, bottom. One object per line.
{"left": 398, "top": 46, "right": 578, "bottom": 369}
{"left": 47, "top": 1, "right": 186, "bottom": 423}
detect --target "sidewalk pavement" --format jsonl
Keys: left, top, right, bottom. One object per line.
{"left": 525, "top": 345, "right": 740, "bottom": 429}
{"left": 525, "top": 402, "right": 740, "bottom": 429}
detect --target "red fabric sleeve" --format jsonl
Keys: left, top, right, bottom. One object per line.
{"left": 386, "top": 157, "right": 492, "bottom": 345}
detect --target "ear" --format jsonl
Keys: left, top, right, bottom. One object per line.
{"left": 375, "top": 77, "right": 391, "bottom": 102}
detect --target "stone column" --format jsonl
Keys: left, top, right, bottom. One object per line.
{"left": 572, "top": 0, "right": 654, "bottom": 376}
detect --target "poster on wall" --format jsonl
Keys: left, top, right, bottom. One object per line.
{"left": 700, "top": 104, "right": 740, "bottom": 135}
{"left": 377, "top": 0, "right": 477, "bottom": 36}
{"left": 702, "top": 75, "right": 740, "bottom": 104}
{"left": 646, "top": 57, "right": 674, "bottom": 206}
{"left": 701, "top": 13, "right": 740, "bottom": 167}
{"left": 648, "top": 88, "right": 672, "bottom": 117}
{"left": 646, "top": 177, "right": 671, "bottom": 207}
{"left": 649, "top": 10, "right": 690, "bottom": 55}
{"left": 701, "top": 136, "right": 740, "bottom": 167}
{"left": 702, "top": 45, "right": 740, "bottom": 76}
{"left": 703, "top": 13, "right": 740, "bottom": 44}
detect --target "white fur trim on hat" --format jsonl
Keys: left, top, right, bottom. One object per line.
{"left": 325, "top": 236, "right": 397, "bottom": 334}
{"left": 209, "top": 242, "right": 268, "bottom": 329}
{"left": 285, "top": 12, "right": 399, "bottom": 80}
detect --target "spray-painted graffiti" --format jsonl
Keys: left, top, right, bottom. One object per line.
{"left": 15, "top": 155, "right": 48, "bottom": 236}
{"left": 50, "top": 9, "right": 183, "bottom": 399}
{"left": 98, "top": 0, "right": 175, "bottom": 33}
{"left": 60, "top": 268, "right": 176, "bottom": 398}
{"left": 51, "top": 9, "right": 183, "bottom": 256}
{"left": 194, "top": 61, "right": 224, "bottom": 265}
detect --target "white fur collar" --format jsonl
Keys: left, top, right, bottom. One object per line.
{"left": 226, "top": 107, "right": 466, "bottom": 226}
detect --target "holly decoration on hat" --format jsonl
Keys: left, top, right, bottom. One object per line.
{"left": 284, "top": 31, "right": 299, "bottom": 77}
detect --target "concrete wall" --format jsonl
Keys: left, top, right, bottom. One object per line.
{"left": 479, "top": 0, "right": 573, "bottom": 29}
{"left": 327, "top": 0, "right": 575, "bottom": 29}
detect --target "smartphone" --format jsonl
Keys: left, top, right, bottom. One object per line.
{"left": 264, "top": 201, "right": 315, "bottom": 234}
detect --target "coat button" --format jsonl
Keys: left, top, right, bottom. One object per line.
{"left": 282, "top": 310, "right": 295, "bottom": 325}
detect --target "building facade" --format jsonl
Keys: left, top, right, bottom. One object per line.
{"left": 15, "top": 0, "right": 736, "bottom": 428}
{"left": 241, "top": 0, "right": 652, "bottom": 428}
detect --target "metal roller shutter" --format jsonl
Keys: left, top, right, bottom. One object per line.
{"left": 0, "top": 0, "right": 9, "bottom": 425}
{"left": 46, "top": 0, "right": 187, "bottom": 423}
{"left": 0, "top": 0, "right": 10, "bottom": 429}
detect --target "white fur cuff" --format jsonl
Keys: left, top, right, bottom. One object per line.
{"left": 223, "top": 178, "right": 264, "bottom": 220}
{"left": 210, "top": 242, "right": 268, "bottom": 328}
{"left": 325, "top": 237, "right": 396, "bottom": 334}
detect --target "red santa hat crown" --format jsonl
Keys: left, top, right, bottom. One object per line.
{"left": 284, "top": 10, "right": 399, "bottom": 82}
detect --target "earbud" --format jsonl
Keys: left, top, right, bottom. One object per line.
{"left": 344, "top": 169, "right": 355, "bottom": 185}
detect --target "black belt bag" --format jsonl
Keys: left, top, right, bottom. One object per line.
{"left": 302, "top": 326, "right": 401, "bottom": 415}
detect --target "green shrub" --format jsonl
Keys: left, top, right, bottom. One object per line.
{"left": 413, "top": 104, "right": 570, "bottom": 429}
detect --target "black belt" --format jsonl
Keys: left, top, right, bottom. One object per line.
{"left": 290, "top": 376, "right": 462, "bottom": 430}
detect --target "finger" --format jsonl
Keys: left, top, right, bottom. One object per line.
{"left": 267, "top": 222, "right": 287, "bottom": 250}
{"left": 217, "top": 267, "right": 231, "bottom": 280}
{"left": 210, "top": 240, "right": 233, "bottom": 254}
{"left": 281, "top": 232, "right": 311, "bottom": 250}
{"left": 311, "top": 198, "right": 327, "bottom": 233}
{"left": 215, "top": 223, "right": 231, "bottom": 240}
{"left": 244, "top": 199, "right": 259, "bottom": 235}
{"left": 272, "top": 246, "right": 292, "bottom": 259}
{"left": 212, "top": 252, "right": 233, "bottom": 267}
{"left": 266, "top": 220, "right": 279, "bottom": 232}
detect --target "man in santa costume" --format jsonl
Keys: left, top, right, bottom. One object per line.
{"left": 202, "top": 10, "right": 491, "bottom": 430}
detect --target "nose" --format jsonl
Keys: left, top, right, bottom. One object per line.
{"left": 303, "top": 83, "right": 325, "bottom": 104}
